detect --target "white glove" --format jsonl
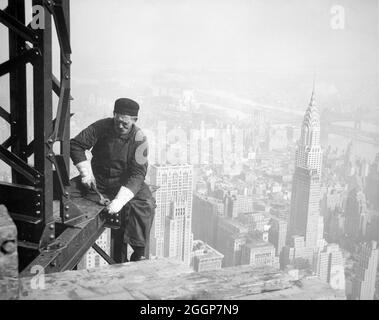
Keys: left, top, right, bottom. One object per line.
{"left": 76, "top": 161, "right": 96, "bottom": 189}
{"left": 107, "top": 186, "right": 134, "bottom": 214}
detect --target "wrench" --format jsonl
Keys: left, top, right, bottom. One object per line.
{"left": 91, "top": 184, "right": 111, "bottom": 206}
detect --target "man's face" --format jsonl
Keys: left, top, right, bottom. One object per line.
{"left": 113, "top": 113, "right": 137, "bottom": 135}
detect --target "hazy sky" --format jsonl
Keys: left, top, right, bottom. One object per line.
{"left": 0, "top": 0, "right": 378, "bottom": 95}
{"left": 66, "top": 0, "right": 379, "bottom": 75}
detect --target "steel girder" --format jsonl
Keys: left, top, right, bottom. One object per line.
{"left": 0, "top": 0, "right": 115, "bottom": 274}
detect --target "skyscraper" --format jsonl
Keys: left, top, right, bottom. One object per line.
{"left": 216, "top": 217, "right": 248, "bottom": 267}
{"left": 313, "top": 243, "right": 345, "bottom": 291}
{"left": 149, "top": 164, "right": 193, "bottom": 264}
{"left": 268, "top": 217, "right": 287, "bottom": 258}
{"left": 345, "top": 175, "right": 367, "bottom": 240}
{"left": 165, "top": 201, "right": 193, "bottom": 265}
{"left": 351, "top": 241, "right": 379, "bottom": 300}
{"left": 287, "top": 89, "right": 324, "bottom": 250}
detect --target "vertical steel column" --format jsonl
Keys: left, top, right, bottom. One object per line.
{"left": 32, "top": 0, "right": 55, "bottom": 245}
{"left": 8, "top": 0, "right": 28, "bottom": 184}
{"left": 60, "top": 0, "right": 71, "bottom": 181}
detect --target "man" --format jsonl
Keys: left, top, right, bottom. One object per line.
{"left": 70, "top": 98, "right": 155, "bottom": 262}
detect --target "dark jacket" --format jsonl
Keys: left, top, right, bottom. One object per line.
{"left": 70, "top": 118, "right": 151, "bottom": 199}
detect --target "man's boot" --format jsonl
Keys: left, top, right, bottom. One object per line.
{"left": 130, "top": 246, "right": 146, "bottom": 262}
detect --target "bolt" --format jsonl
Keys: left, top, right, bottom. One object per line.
{"left": 65, "top": 214, "right": 70, "bottom": 219}
{"left": 1, "top": 241, "right": 16, "bottom": 254}
{"left": 36, "top": 210, "right": 41, "bottom": 215}
{"left": 115, "top": 220, "right": 119, "bottom": 224}
{"left": 36, "top": 202, "right": 41, "bottom": 206}
{"left": 110, "top": 219, "right": 114, "bottom": 223}
{"left": 48, "top": 138, "right": 53, "bottom": 144}
{"left": 116, "top": 214, "right": 119, "bottom": 217}
{"left": 36, "top": 175, "right": 41, "bottom": 179}
{"left": 49, "top": 235, "right": 55, "bottom": 240}
{"left": 49, "top": 224, "right": 54, "bottom": 230}
{"left": 65, "top": 74, "right": 69, "bottom": 80}
{"left": 64, "top": 192, "right": 69, "bottom": 197}
{"left": 48, "top": 153, "right": 54, "bottom": 158}
{"left": 64, "top": 205, "right": 69, "bottom": 210}
{"left": 50, "top": 261, "right": 56, "bottom": 267}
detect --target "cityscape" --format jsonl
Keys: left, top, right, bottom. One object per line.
{"left": 0, "top": 0, "right": 378, "bottom": 300}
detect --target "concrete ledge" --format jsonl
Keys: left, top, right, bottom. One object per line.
{"left": 0, "top": 205, "right": 19, "bottom": 300}
{"left": 18, "top": 258, "right": 345, "bottom": 300}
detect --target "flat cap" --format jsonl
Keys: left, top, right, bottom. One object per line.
{"left": 114, "top": 98, "right": 139, "bottom": 117}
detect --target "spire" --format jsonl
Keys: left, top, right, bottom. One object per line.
{"left": 309, "top": 73, "right": 316, "bottom": 107}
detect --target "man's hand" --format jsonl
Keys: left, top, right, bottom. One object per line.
{"left": 106, "top": 186, "right": 134, "bottom": 215}
{"left": 107, "top": 198, "right": 125, "bottom": 214}
{"left": 76, "top": 161, "right": 96, "bottom": 189}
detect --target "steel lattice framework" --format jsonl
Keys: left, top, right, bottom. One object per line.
{"left": 0, "top": 0, "right": 122, "bottom": 276}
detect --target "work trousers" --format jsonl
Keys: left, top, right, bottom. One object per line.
{"left": 68, "top": 176, "right": 156, "bottom": 263}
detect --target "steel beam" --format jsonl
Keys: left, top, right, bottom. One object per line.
{"left": 92, "top": 243, "right": 116, "bottom": 265}
{"left": 0, "top": 145, "right": 42, "bottom": 185}
{"left": 32, "top": 0, "right": 54, "bottom": 248}
{"left": 0, "top": 106, "right": 10, "bottom": 123}
{"left": 45, "top": 0, "right": 72, "bottom": 56}
{"left": 0, "top": 47, "right": 39, "bottom": 78}
{"left": 58, "top": 0, "right": 71, "bottom": 173}
{"left": 8, "top": 0, "right": 28, "bottom": 185}
{"left": 1, "top": 136, "right": 16, "bottom": 149}
{"left": 20, "top": 205, "right": 107, "bottom": 277}
{"left": 0, "top": 8, "right": 38, "bottom": 43}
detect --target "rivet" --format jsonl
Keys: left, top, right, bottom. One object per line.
{"left": 65, "top": 214, "right": 70, "bottom": 219}
{"left": 115, "top": 220, "right": 119, "bottom": 223}
{"left": 1, "top": 241, "right": 16, "bottom": 254}
{"left": 49, "top": 234, "right": 55, "bottom": 240}
{"left": 49, "top": 224, "right": 54, "bottom": 230}
{"left": 36, "top": 202, "right": 41, "bottom": 206}
{"left": 36, "top": 211, "right": 41, "bottom": 215}
{"left": 65, "top": 74, "right": 69, "bottom": 80}
{"left": 48, "top": 139, "right": 53, "bottom": 143}
{"left": 50, "top": 261, "right": 56, "bottom": 267}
